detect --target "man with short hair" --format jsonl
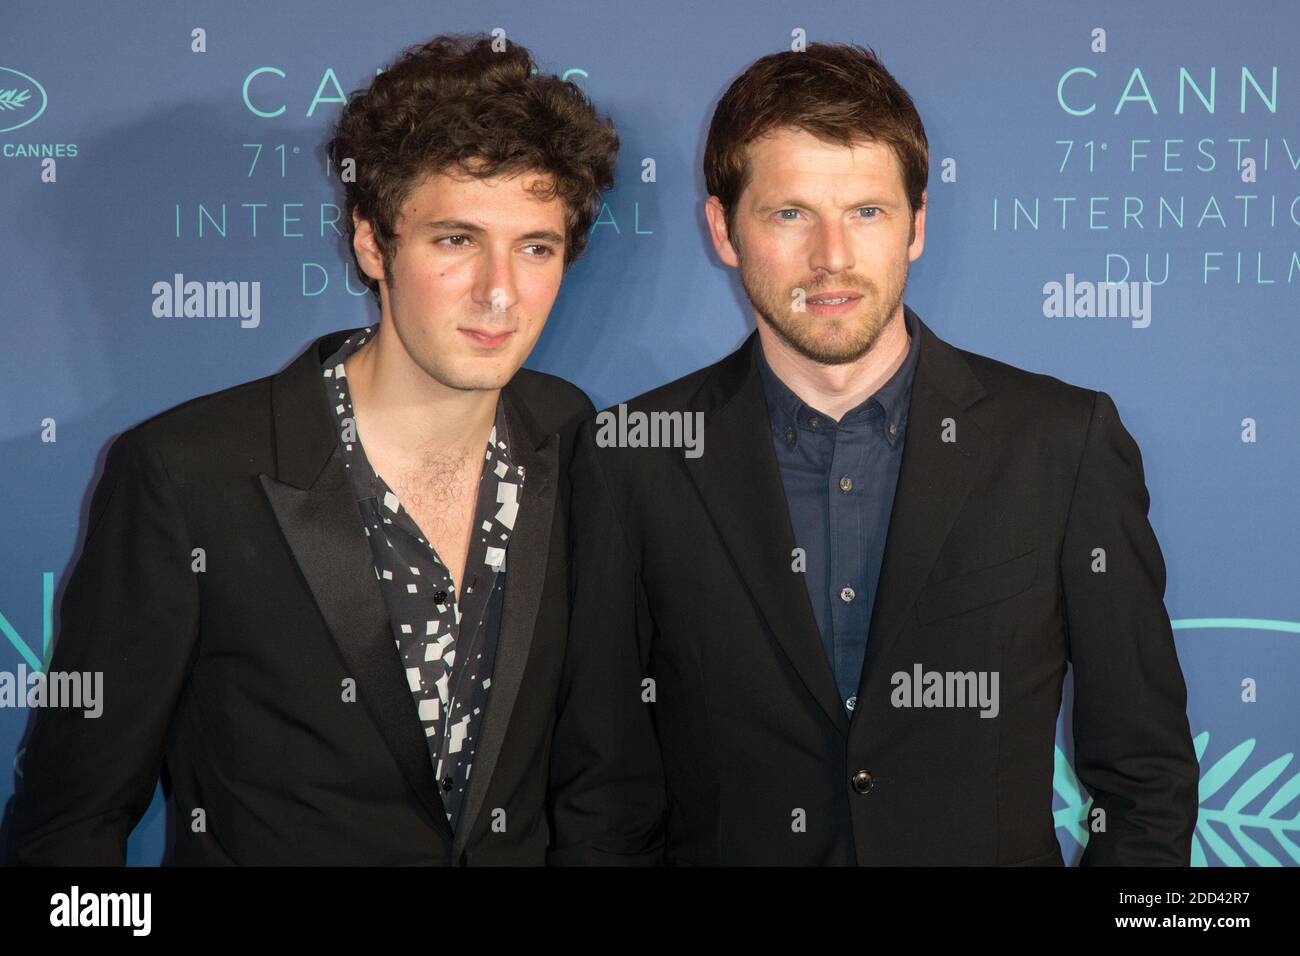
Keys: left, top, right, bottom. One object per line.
{"left": 548, "top": 42, "right": 1198, "bottom": 866}
{"left": 10, "top": 33, "right": 617, "bottom": 865}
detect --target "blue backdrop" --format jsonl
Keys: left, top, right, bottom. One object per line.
{"left": 2, "top": 0, "right": 1297, "bottom": 865}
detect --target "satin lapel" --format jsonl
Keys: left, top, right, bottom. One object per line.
{"left": 853, "top": 316, "right": 990, "bottom": 716}
{"left": 258, "top": 331, "right": 452, "bottom": 841}
{"left": 452, "top": 388, "right": 559, "bottom": 859}
{"left": 684, "top": 334, "right": 849, "bottom": 735}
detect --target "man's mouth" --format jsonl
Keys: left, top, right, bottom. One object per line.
{"left": 805, "top": 291, "right": 862, "bottom": 314}
{"left": 460, "top": 328, "right": 514, "bottom": 349}
{"left": 806, "top": 290, "right": 861, "bottom": 304}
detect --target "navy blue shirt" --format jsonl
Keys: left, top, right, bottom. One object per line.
{"left": 756, "top": 308, "right": 921, "bottom": 714}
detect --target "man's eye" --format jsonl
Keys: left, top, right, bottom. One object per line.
{"left": 775, "top": 209, "right": 801, "bottom": 221}
{"left": 858, "top": 207, "right": 881, "bottom": 219}
{"left": 524, "top": 244, "right": 556, "bottom": 258}
{"left": 438, "top": 235, "right": 472, "bottom": 247}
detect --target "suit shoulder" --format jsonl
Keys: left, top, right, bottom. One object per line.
{"left": 956, "top": 344, "right": 1099, "bottom": 423}
{"left": 613, "top": 361, "right": 718, "bottom": 415}
{"left": 122, "top": 372, "right": 276, "bottom": 462}
{"left": 510, "top": 368, "right": 595, "bottom": 430}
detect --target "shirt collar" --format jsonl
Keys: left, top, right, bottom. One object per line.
{"left": 756, "top": 305, "right": 921, "bottom": 450}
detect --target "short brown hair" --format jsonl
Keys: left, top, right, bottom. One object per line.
{"left": 704, "top": 42, "right": 928, "bottom": 244}
{"left": 326, "top": 33, "right": 619, "bottom": 303}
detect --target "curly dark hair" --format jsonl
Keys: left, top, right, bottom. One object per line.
{"left": 326, "top": 33, "right": 620, "bottom": 303}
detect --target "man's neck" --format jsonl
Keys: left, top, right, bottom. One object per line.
{"left": 343, "top": 324, "right": 499, "bottom": 466}
{"left": 757, "top": 308, "right": 910, "bottom": 422}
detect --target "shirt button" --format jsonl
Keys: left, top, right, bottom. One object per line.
{"left": 840, "top": 586, "right": 855, "bottom": 603}
{"left": 809, "top": 417, "right": 820, "bottom": 429}
{"left": 846, "top": 695, "right": 857, "bottom": 712}
{"left": 839, "top": 475, "right": 853, "bottom": 493}
{"left": 434, "top": 590, "right": 448, "bottom": 604}
{"left": 888, "top": 422, "right": 898, "bottom": 436}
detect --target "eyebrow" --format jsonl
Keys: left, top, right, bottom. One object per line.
{"left": 414, "top": 218, "right": 565, "bottom": 245}
{"left": 755, "top": 197, "right": 898, "bottom": 213}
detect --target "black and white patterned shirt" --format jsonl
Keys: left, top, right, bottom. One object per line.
{"left": 321, "top": 326, "right": 525, "bottom": 830}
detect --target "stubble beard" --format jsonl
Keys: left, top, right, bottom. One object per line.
{"left": 736, "top": 247, "right": 910, "bottom": 367}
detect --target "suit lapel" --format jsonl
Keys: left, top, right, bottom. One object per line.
{"left": 258, "top": 330, "right": 453, "bottom": 842}
{"left": 684, "top": 310, "right": 992, "bottom": 737}
{"left": 853, "top": 312, "right": 990, "bottom": 717}
{"left": 684, "top": 334, "right": 849, "bottom": 735}
{"left": 452, "top": 387, "right": 558, "bottom": 859}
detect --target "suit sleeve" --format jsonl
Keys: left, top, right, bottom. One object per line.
{"left": 547, "top": 418, "right": 668, "bottom": 864}
{"left": 8, "top": 426, "right": 201, "bottom": 865}
{"left": 1060, "top": 390, "right": 1199, "bottom": 865}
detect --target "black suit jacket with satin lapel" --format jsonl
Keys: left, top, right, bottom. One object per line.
{"left": 548, "top": 305, "right": 1200, "bottom": 866}
{"left": 8, "top": 327, "right": 594, "bottom": 865}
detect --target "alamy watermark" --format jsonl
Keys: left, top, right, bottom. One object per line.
{"left": 594, "top": 403, "right": 704, "bottom": 459}
{"left": 891, "top": 664, "right": 999, "bottom": 718}
{"left": 50, "top": 886, "right": 150, "bottom": 935}
{"left": 0, "top": 665, "right": 102, "bottom": 718}
{"left": 152, "top": 273, "right": 261, "bottom": 328}
{"left": 1042, "top": 273, "right": 1151, "bottom": 328}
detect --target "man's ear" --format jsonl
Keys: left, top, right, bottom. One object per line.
{"left": 908, "top": 189, "right": 927, "bottom": 261}
{"left": 704, "top": 196, "right": 740, "bottom": 268}
{"left": 352, "top": 208, "right": 386, "bottom": 284}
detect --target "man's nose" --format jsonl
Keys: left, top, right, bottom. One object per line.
{"left": 809, "top": 220, "right": 854, "bottom": 276}
{"left": 472, "top": 251, "right": 517, "bottom": 315}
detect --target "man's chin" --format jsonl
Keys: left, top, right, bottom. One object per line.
{"left": 444, "top": 373, "right": 515, "bottom": 393}
{"left": 773, "top": 325, "right": 877, "bottom": 365}
{"left": 416, "top": 357, "right": 518, "bottom": 393}
{"left": 799, "top": 344, "right": 873, "bottom": 365}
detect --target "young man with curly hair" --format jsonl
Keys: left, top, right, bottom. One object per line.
{"left": 10, "top": 33, "right": 617, "bottom": 865}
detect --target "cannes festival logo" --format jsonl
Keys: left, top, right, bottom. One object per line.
{"left": 1054, "top": 618, "right": 1300, "bottom": 866}
{"left": 0, "top": 67, "right": 47, "bottom": 134}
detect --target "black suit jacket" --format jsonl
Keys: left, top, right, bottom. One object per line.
{"left": 8, "top": 328, "right": 593, "bottom": 865}
{"left": 548, "top": 305, "right": 1199, "bottom": 865}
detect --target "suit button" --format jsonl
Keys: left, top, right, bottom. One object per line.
{"left": 851, "top": 770, "right": 874, "bottom": 794}
{"left": 441, "top": 776, "right": 454, "bottom": 791}
{"left": 459, "top": 850, "right": 470, "bottom": 866}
